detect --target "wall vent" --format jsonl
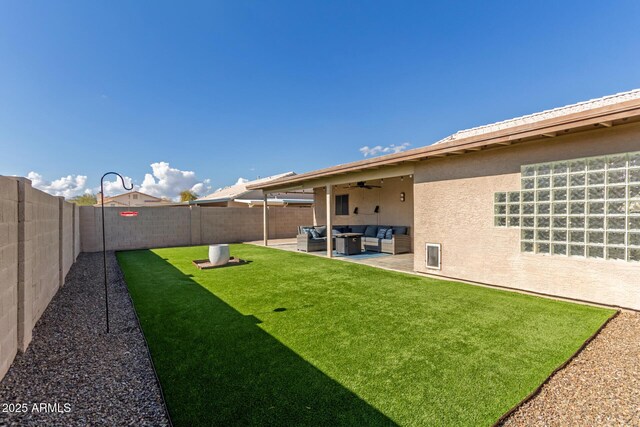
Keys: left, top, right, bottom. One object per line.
{"left": 426, "top": 243, "right": 441, "bottom": 270}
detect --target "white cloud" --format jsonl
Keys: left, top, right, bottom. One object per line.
{"left": 359, "top": 142, "right": 411, "bottom": 157}
{"left": 210, "top": 177, "right": 250, "bottom": 194}
{"left": 137, "top": 162, "right": 212, "bottom": 201}
{"left": 26, "top": 161, "right": 212, "bottom": 201}
{"left": 27, "top": 172, "right": 90, "bottom": 199}
{"left": 190, "top": 180, "right": 211, "bottom": 196}
{"left": 99, "top": 175, "right": 135, "bottom": 197}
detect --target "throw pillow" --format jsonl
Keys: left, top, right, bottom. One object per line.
{"left": 315, "top": 226, "right": 327, "bottom": 237}
{"left": 364, "top": 225, "right": 378, "bottom": 237}
{"left": 310, "top": 228, "right": 321, "bottom": 239}
{"left": 385, "top": 228, "right": 393, "bottom": 239}
{"left": 376, "top": 227, "right": 389, "bottom": 239}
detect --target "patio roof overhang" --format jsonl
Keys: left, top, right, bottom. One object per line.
{"left": 254, "top": 164, "right": 416, "bottom": 193}
{"left": 234, "top": 198, "right": 314, "bottom": 207}
{"left": 248, "top": 97, "right": 640, "bottom": 193}
{"left": 188, "top": 197, "right": 232, "bottom": 205}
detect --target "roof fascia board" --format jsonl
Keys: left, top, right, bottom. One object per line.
{"left": 249, "top": 100, "right": 640, "bottom": 191}
{"left": 259, "top": 164, "right": 414, "bottom": 192}
{"left": 394, "top": 107, "right": 640, "bottom": 162}
{"left": 189, "top": 197, "right": 232, "bottom": 205}
{"left": 433, "top": 102, "right": 640, "bottom": 151}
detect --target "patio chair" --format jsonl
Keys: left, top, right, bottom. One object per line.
{"left": 297, "top": 226, "right": 329, "bottom": 252}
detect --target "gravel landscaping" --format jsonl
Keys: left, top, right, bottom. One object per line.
{"left": 502, "top": 310, "right": 640, "bottom": 426}
{"left": 0, "top": 252, "right": 170, "bottom": 426}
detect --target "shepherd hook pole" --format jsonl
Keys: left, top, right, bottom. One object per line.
{"left": 101, "top": 172, "right": 133, "bottom": 333}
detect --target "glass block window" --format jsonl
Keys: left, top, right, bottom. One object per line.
{"left": 518, "top": 151, "right": 640, "bottom": 262}
{"left": 494, "top": 191, "right": 520, "bottom": 227}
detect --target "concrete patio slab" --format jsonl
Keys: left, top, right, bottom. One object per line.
{"left": 246, "top": 238, "right": 414, "bottom": 274}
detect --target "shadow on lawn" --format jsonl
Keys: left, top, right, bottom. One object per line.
{"left": 124, "top": 250, "right": 396, "bottom": 427}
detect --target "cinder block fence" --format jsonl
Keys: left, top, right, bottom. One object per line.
{"left": 0, "top": 175, "right": 312, "bottom": 381}
{"left": 79, "top": 204, "right": 312, "bottom": 252}
{"left": 0, "top": 177, "right": 80, "bottom": 380}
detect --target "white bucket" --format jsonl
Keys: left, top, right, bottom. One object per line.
{"left": 208, "top": 244, "right": 230, "bottom": 266}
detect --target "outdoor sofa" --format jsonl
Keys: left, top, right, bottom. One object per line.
{"left": 297, "top": 225, "right": 411, "bottom": 255}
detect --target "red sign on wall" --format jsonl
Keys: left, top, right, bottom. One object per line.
{"left": 119, "top": 211, "right": 139, "bottom": 217}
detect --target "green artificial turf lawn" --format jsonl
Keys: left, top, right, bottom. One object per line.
{"left": 117, "top": 245, "right": 614, "bottom": 427}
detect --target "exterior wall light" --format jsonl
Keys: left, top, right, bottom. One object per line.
{"left": 353, "top": 207, "right": 358, "bottom": 214}
{"left": 400, "top": 192, "right": 406, "bottom": 202}
{"left": 374, "top": 205, "right": 379, "bottom": 213}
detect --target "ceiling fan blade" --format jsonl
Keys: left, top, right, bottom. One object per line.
{"left": 350, "top": 181, "right": 382, "bottom": 189}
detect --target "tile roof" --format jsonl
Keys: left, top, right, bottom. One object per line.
{"left": 434, "top": 88, "right": 640, "bottom": 145}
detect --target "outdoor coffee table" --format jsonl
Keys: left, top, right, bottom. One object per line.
{"left": 334, "top": 233, "right": 363, "bottom": 255}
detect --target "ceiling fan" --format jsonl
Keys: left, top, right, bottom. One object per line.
{"left": 343, "top": 181, "right": 381, "bottom": 190}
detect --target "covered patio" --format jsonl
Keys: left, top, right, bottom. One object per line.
{"left": 248, "top": 164, "right": 415, "bottom": 259}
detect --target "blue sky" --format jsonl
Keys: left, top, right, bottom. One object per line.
{"left": 1, "top": 1, "right": 640, "bottom": 198}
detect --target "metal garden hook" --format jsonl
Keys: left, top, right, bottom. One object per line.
{"left": 101, "top": 172, "right": 133, "bottom": 333}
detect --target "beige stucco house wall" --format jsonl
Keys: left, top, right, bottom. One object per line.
{"left": 312, "top": 176, "right": 414, "bottom": 230}
{"left": 413, "top": 122, "right": 640, "bottom": 310}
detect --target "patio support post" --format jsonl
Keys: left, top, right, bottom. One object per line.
{"left": 263, "top": 193, "right": 269, "bottom": 246}
{"left": 326, "top": 184, "right": 333, "bottom": 258}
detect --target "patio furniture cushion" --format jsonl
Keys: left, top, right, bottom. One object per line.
{"left": 376, "top": 227, "right": 390, "bottom": 239}
{"left": 310, "top": 228, "right": 322, "bottom": 239}
{"left": 332, "top": 226, "right": 349, "bottom": 235}
{"left": 362, "top": 236, "right": 380, "bottom": 244}
{"left": 350, "top": 225, "right": 367, "bottom": 234}
{"left": 393, "top": 226, "right": 408, "bottom": 235}
{"left": 381, "top": 239, "right": 393, "bottom": 244}
{"left": 314, "top": 226, "right": 327, "bottom": 237}
{"left": 364, "top": 225, "right": 378, "bottom": 237}
{"left": 300, "top": 227, "right": 313, "bottom": 237}
{"left": 385, "top": 228, "right": 393, "bottom": 239}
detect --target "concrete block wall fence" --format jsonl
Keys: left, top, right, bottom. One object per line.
{"left": 0, "top": 177, "right": 19, "bottom": 383}
{"left": 79, "top": 205, "right": 313, "bottom": 252}
{"left": 0, "top": 176, "right": 80, "bottom": 381}
{"left": 0, "top": 176, "right": 312, "bottom": 382}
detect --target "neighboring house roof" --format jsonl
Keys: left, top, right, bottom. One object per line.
{"left": 248, "top": 88, "right": 640, "bottom": 191}
{"left": 194, "top": 172, "right": 297, "bottom": 204}
{"left": 96, "top": 199, "right": 128, "bottom": 207}
{"left": 100, "top": 190, "right": 164, "bottom": 203}
{"left": 96, "top": 190, "right": 172, "bottom": 207}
